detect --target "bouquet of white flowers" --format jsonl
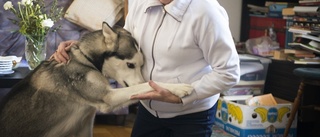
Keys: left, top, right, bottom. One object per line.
{"left": 3, "top": 0, "right": 63, "bottom": 41}
{"left": 3, "top": 0, "right": 64, "bottom": 69}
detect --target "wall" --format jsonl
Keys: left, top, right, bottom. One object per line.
{"left": 218, "top": 0, "right": 243, "bottom": 42}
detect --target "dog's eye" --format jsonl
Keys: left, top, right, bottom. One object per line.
{"left": 127, "top": 63, "right": 135, "bottom": 69}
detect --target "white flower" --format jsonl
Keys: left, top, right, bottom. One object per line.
{"left": 41, "top": 19, "right": 54, "bottom": 28}
{"left": 39, "top": 15, "right": 44, "bottom": 19}
{"left": 21, "top": 0, "right": 33, "bottom": 6}
{"left": 3, "top": 1, "right": 13, "bottom": 10}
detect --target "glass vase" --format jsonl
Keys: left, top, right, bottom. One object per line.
{"left": 25, "top": 36, "right": 47, "bottom": 70}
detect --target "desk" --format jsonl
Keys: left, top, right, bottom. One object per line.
{"left": 0, "top": 67, "right": 30, "bottom": 88}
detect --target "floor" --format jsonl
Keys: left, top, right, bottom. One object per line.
{"left": 93, "top": 113, "right": 136, "bottom": 137}
{"left": 93, "top": 125, "right": 132, "bottom": 137}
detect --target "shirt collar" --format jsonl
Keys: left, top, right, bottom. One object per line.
{"left": 144, "top": 0, "right": 192, "bottom": 21}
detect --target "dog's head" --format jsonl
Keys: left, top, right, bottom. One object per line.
{"left": 81, "top": 22, "right": 145, "bottom": 87}
{"left": 78, "top": 22, "right": 145, "bottom": 87}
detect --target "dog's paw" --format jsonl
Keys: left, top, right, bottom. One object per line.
{"left": 162, "top": 83, "right": 194, "bottom": 98}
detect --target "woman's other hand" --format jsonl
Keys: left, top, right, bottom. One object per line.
{"left": 130, "top": 81, "right": 183, "bottom": 104}
{"left": 50, "top": 40, "right": 78, "bottom": 63}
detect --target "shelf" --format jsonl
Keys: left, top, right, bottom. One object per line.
{"left": 288, "top": 42, "right": 320, "bottom": 54}
{"left": 237, "top": 80, "right": 265, "bottom": 86}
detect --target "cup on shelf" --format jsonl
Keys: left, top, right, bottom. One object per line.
{"left": 0, "top": 56, "right": 22, "bottom": 75}
{"left": 0, "top": 59, "right": 13, "bottom": 72}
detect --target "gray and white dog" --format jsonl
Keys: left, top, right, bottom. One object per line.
{"left": 0, "top": 22, "right": 193, "bottom": 137}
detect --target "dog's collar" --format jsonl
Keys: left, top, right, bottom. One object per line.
{"left": 77, "top": 47, "right": 100, "bottom": 71}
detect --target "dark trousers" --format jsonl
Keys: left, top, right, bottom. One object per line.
{"left": 131, "top": 103, "right": 216, "bottom": 137}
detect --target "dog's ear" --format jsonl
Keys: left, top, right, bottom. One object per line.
{"left": 102, "top": 22, "right": 118, "bottom": 51}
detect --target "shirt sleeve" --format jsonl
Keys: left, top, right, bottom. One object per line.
{"left": 181, "top": 2, "right": 240, "bottom": 104}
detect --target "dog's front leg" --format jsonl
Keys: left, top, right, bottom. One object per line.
{"left": 102, "top": 82, "right": 152, "bottom": 111}
{"left": 102, "top": 82, "right": 194, "bottom": 111}
{"left": 76, "top": 109, "right": 96, "bottom": 137}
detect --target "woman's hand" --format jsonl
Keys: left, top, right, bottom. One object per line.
{"left": 130, "top": 81, "right": 183, "bottom": 104}
{"left": 50, "top": 40, "right": 78, "bottom": 63}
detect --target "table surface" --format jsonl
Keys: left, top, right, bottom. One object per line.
{"left": 0, "top": 61, "right": 30, "bottom": 88}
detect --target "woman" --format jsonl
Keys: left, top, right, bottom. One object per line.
{"left": 53, "top": 0, "right": 240, "bottom": 136}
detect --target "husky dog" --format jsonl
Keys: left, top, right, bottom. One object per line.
{"left": 0, "top": 22, "right": 193, "bottom": 137}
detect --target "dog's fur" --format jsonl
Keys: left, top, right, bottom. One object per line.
{"left": 0, "top": 22, "right": 193, "bottom": 137}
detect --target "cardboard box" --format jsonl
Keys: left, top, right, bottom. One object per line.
{"left": 273, "top": 49, "right": 288, "bottom": 60}
{"left": 215, "top": 96, "right": 297, "bottom": 137}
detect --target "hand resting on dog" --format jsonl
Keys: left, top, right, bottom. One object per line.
{"left": 51, "top": 40, "right": 78, "bottom": 63}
